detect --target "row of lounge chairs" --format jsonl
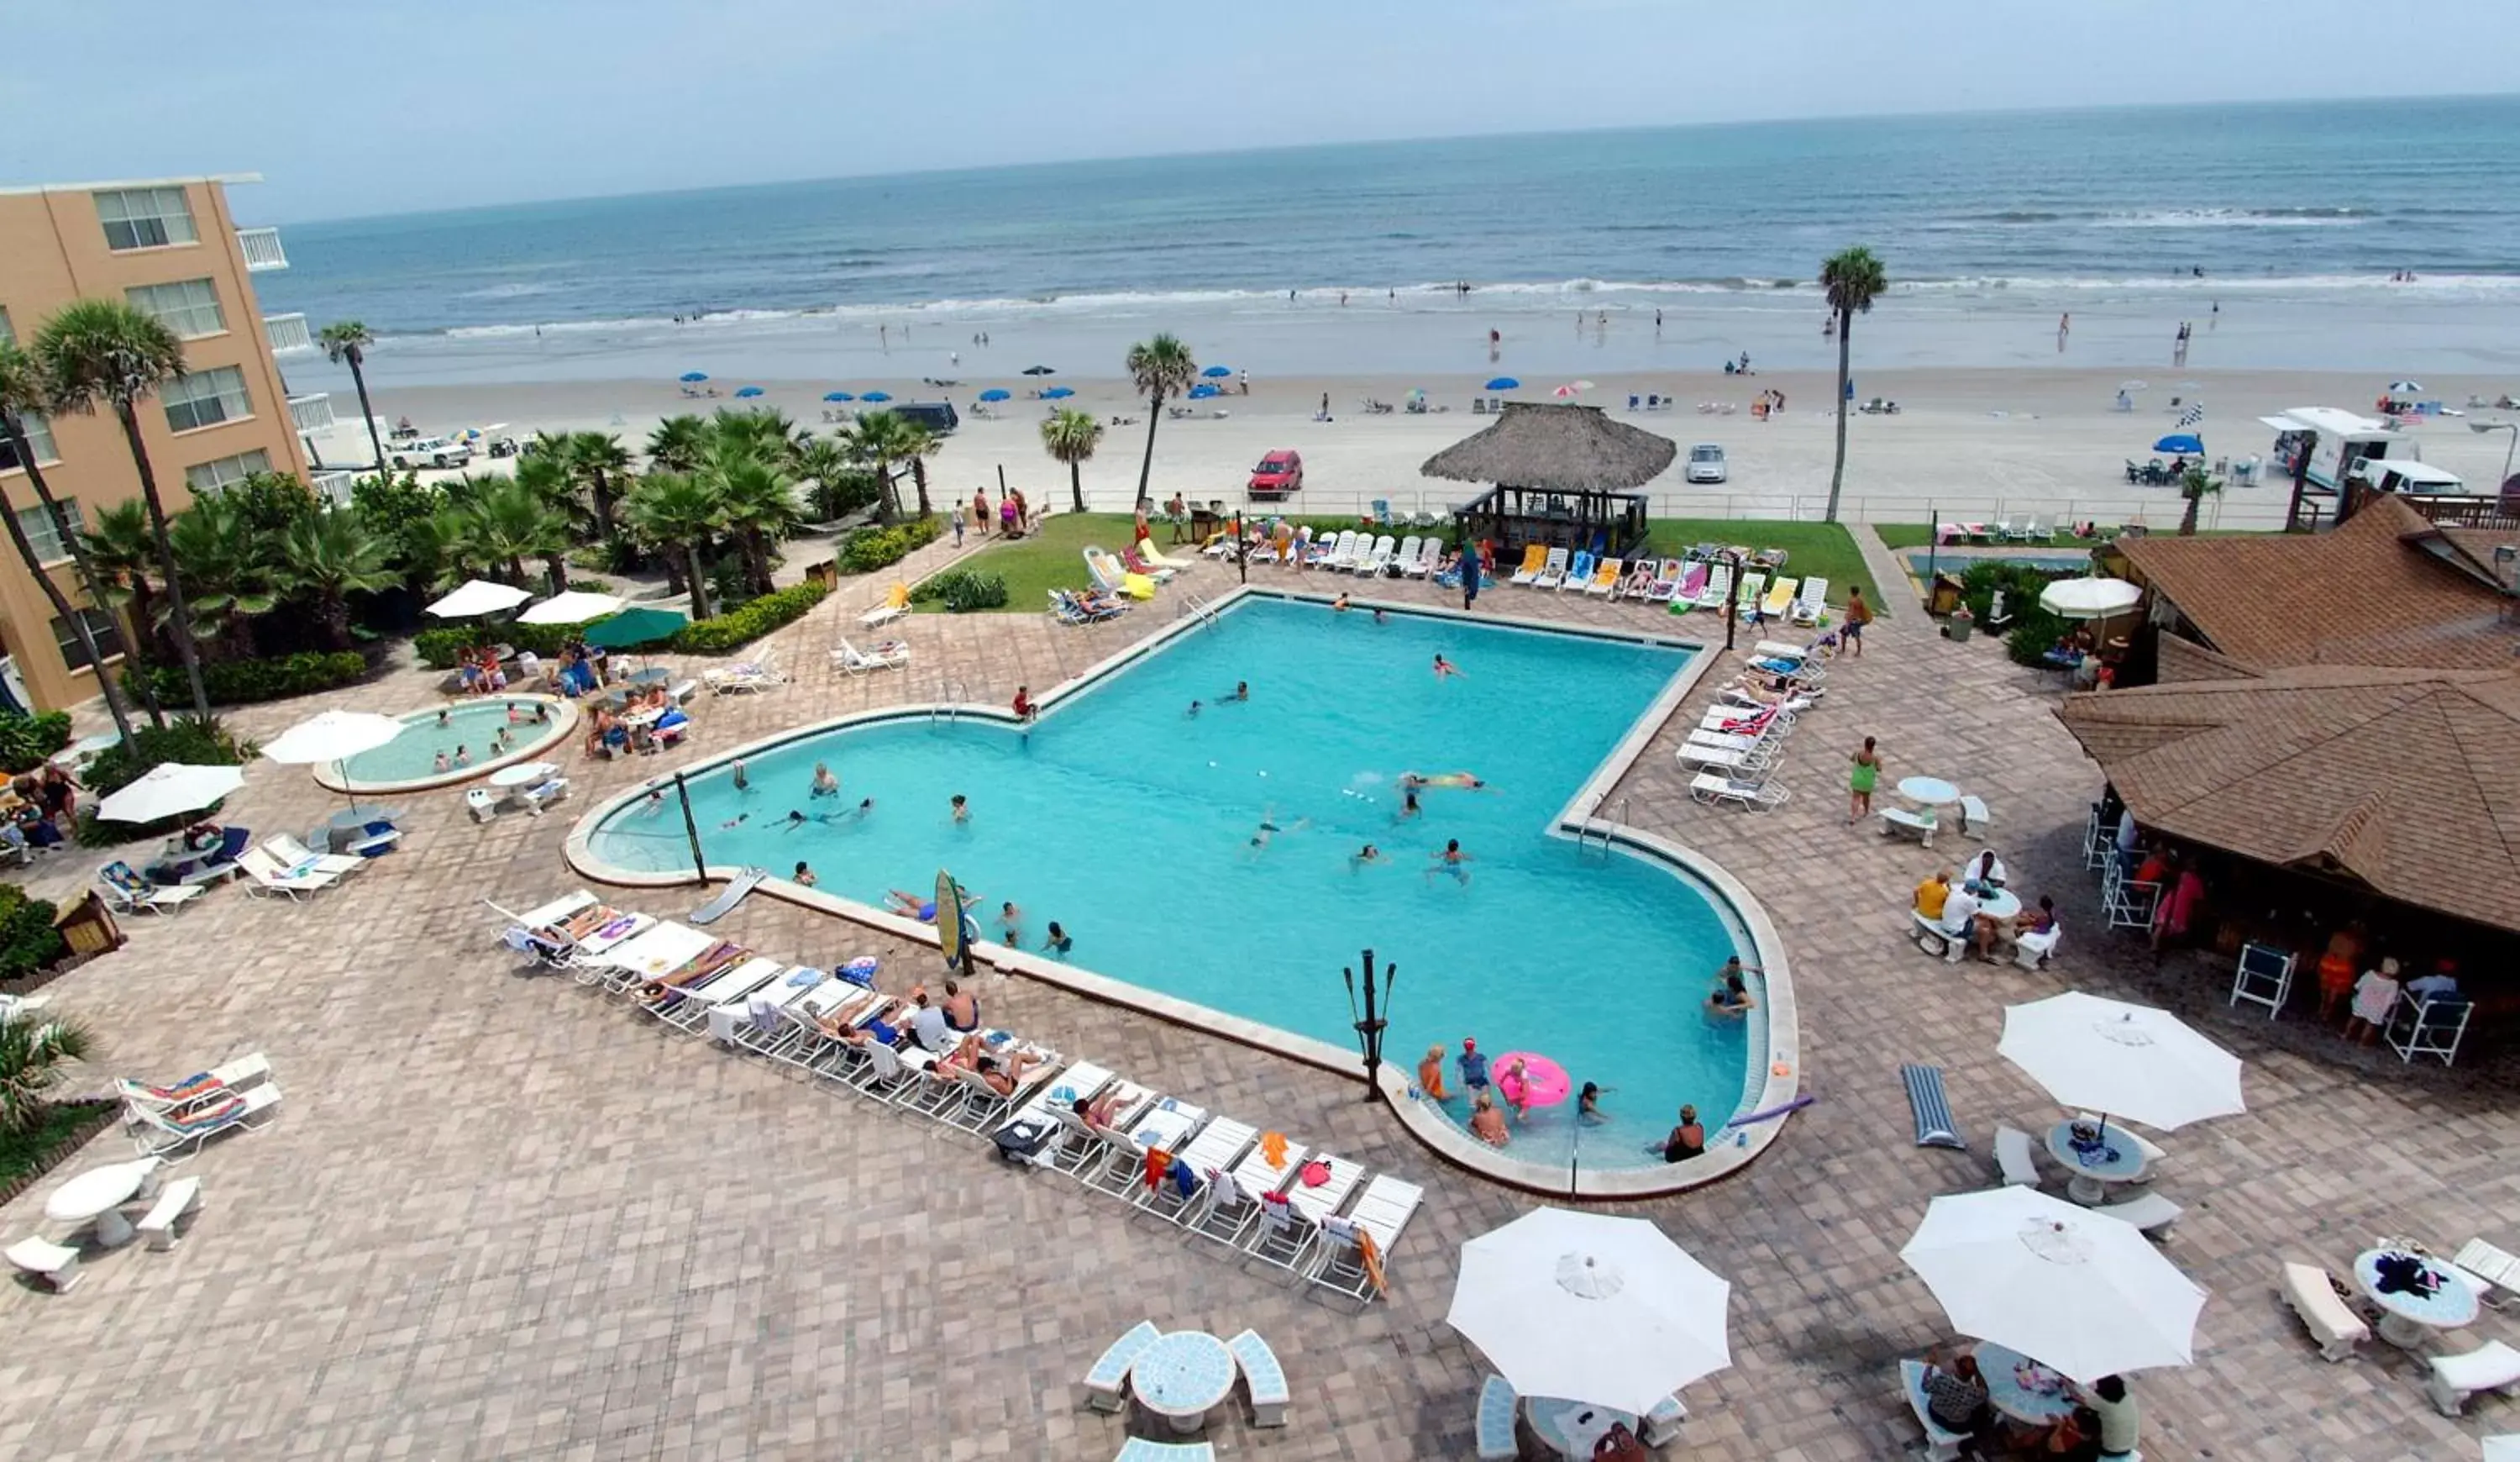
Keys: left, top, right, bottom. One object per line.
{"left": 489, "top": 891, "right": 1424, "bottom": 1304}
{"left": 1505, "top": 548, "right": 1830, "bottom": 621}
{"left": 1240, "top": 529, "right": 1443, "bottom": 578}
{"left": 1677, "top": 636, "right": 1830, "bottom": 809}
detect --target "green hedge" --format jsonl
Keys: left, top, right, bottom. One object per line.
{"left": 672, "top": 581, "right": 830, "bottom": 655}
{"left": 128, "top": 651, "right": 366, "bottom": 707}
{"left": 0, "top": 886, "right": 64, "bottom": 981}
{"left": 912, "top": 570, "right": 1010, "bottom": 613}
{"left": 0, "top": 713, "right": 72, "bottom": 775}
{"left": 837, "top": 515, "right": 943, "bottom": 574}
{"left": 414, "top": 622, "right": 586, "bottom": 671}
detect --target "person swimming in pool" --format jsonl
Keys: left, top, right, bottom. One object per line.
{"left": 1398, "top": 783, "right": 1422, "bottom": 820}
{"left": 717, "top": 812, "right": 750, "bottom": 830}
{"left": 1497, "top": 1055, "right": 1532, "bottom": 1119}
{"left": 950, "top": 793, "right": 969, "bottom": 823}
{"left": 1351, "top": 843, "right": 1386, "bottom": 869}
{"left": 1246, "top": 806, "right": 1307, "bottom": 855}
{"left": 452, "top": 745, "right": 471, "bottom": 768}
{"left": 811, "top": 762, "right": 840, "bottom": 797}
{"left": 1401, "top": 770, "right": 1488, "bottom": 792}
{"left": 1332, "top": 592, "right": 1351, "bottom": 612}
{"left": 1042, "top": 921, "right": 1073, "bottom": 955}
{"left": 432, "top": 751, "right": 451, "bottom": 774}
{"left": 1433, "top": 654, "right": 1462, "bottom": 679}
{"left": 998, "top": 901, "right": 1022, "bottom": 943}
{"left": 1222, "top": 681, "right": 1249, "bottom": 702}
{"left": 437, "top": 709, "right": 452, "bottom": 728}
{"left": 1185, "top": 700, "right": 1201, "bottom": 717}
{"left": 1427, "top": 839, "right": 1473, "bottom": 884}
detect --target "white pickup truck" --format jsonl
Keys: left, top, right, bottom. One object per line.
{"left": 388, "top": 434, "right": 474, "bottom": 471}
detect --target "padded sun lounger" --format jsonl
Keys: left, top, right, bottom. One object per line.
{"left": 1136, "top": 1118, "right": 1259, "bottom": 1218}
{"left": 1901, "top": 1064, "right": 1965, "bottom": 1149}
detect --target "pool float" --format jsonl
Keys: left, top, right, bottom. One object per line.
{"left": 1401, "top": 770, "right": 1486, "bottom": 791}
{"left": 1490, "top": 1052, "right": 1572, "bottom": 1107}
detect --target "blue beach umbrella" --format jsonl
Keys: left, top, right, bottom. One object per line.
{"left": 859, "top": 391, "right": 893, "bottom": 403}
{"left": 1021, "top": 365, "right": 1057, "bottom": 376}
{"left": 2153, "top": 434, "right": 2204, "bottom": 455}
{"left": 1042, "top": 387, "right": 1075, "bottom": 399}
{"left": 823, "top": 392, "right": 854, "bottom": 402}
{"left": 734, "top": 386, "right": 764, "bottom": 398}
{"left": 1485, "top": 377, "right": 1520, "bottom": 391}
{"left": 1202, "top": 365, "right": 1233, "bottom": 378}
{"left": 679, "top": 371, "right": 709, "bottom": 383}
{"left": 1189, "top": 383, "right": 1220, "bottom": 399}
{"left": 979, "top": 388, "right": 1011, "bottom": 402}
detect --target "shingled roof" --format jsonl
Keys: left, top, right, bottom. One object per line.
{"left": 2056, "top": 666, "right": 2520, "bottom": 932}
{"left": 2114, "top": 493, "right": 2518, "bottom": 671}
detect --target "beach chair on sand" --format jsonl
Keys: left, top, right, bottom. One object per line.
{"left": 1790, "top": 576, "right": 1829, "bottom": 626}
{"left": 1531, "top": 547, "right": 1571, "bottom": 590}
{"left": 1508, "top": 544, "right": 1547, "bottom": 586}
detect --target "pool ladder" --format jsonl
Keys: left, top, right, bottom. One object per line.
{"left": 1576, "top": 794, "right": 1630, "bottom": 857}
{"left": 1176, "top": 592, "right": 1220, "bottom": 628}
{"left": 930, "top": 677, "right": 970, "bottom": 724}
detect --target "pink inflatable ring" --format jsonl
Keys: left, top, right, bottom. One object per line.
{"left": 1490, "top": 1051, "right": 1572, "bottom": 1107}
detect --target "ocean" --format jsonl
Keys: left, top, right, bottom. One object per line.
{"left": 256, "top": 96, "right": 2520, "bottom": 387}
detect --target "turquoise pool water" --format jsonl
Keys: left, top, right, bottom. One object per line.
{"left": 341, "top": 699, "right": 567, "bottom": 785}
{"left": 1901, "top": 550, "right": 2092, "bottom": 578}
{"left": 589, "top": 597, "right": 1752, "bottom": 1169}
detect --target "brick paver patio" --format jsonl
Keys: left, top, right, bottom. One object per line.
{"left": 0, "top": 528, "right": 2509, "bottom": 1461}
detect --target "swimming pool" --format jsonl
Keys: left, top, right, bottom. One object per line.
{"left": 582, "top": 597, "right": 1758, "bottom": 1173}
{"left": 320, "top": 695, "right": 575, "bottom": 793}
{"left": 1901, "top": 550, "right": 2093, "bottom": 578}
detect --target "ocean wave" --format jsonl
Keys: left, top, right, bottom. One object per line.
{"left": 2093, "top": 207, "right": 2373, "bottom": 229}
{"left": 458, "top": 281, "right": 559, "bottom": 299}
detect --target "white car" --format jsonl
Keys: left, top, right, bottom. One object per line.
{"left": 1685, "top": 444, "right": 1728, "bottom": 484}
{"left": 389, "top": 434, "right": 474, "bottom": 471}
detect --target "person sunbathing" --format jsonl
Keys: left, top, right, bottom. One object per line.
{"left": 813, "top": 991, "right": 884, "bottom": 1039}
{"left": 634, "top": 942, "right": 748, "bottom": 1005}
{"left": 972, "top": 1050, "right": 1039, "bottom": 1097}
{"left": 941, "top": 979, "right": 980, "bottom": 1031}
{"left": 885, "top": 889, "right": 939, "bottom": 922}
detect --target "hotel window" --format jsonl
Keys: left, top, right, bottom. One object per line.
{"left": 0, "top": 413, "right": 58, "bottom": 472}
{"left": 13, "top": 498, "right": 81, "bottom": 563}
{"left": 184, "top": 449, "right": 270, "bottom": 494}
{"left": 50, "top": 607, "right": 125, "bottom": 671}
{"left": 127, "top": 278, "right": 227, "bottom": 339}
{"left": 94, "top": 187, "right": 198, "bottom": 251}
{"left": 161, "top": 366, "right": 249, "bottom": 433}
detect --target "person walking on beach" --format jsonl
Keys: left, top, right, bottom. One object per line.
{"left": 1841, "top": 585, "right": 1872, "bottom": 656}
{"left": 1847, "top": 736, "right": 1882, "bottom": 825}
{"left": 1238, "top": 368, "right": 1249, "bottom": 395}
{"left": 2057, "top": 312, "right": 2070, "bottom": 352}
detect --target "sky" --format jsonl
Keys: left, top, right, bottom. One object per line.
{"left": 5, "top": 0, "right": 2516, "bottom": 223}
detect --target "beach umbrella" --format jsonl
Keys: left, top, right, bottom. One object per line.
{"left": 2387, "top": 380, "right": 2423, "bottom": 394}
{"left": 1189, "top": 383, "right": 1220, "bottom": 399}
{"left": 262, "top": 708, "right": 406, "bottom": 810}
{"left": 978, "top": 388, "right": 1011, "bottom": 402}
{"left": 2151, "top": 433, "right": 2204, "bottom": 455}
{"left": 1900, "top": 1187, "right": 2208, "bottom": 1383}
{"left": 2038, "top": 577, "right": 2141, "bottom": 620}
{"left": 425, "top": 578, "right": 533, "bottom": 619}
{"left": 519, "top": 589, "right": 626, "bottom": 625}
{"left": 859, "top": 391, "right": 893, "bottom": 403}
{"left": 584, "top": 606, "right": 689, "bottom": 650}
{"left": 1021, "top": 366, "right": 1056, "bottom": 376}
{"left": 97, "top": 763, "right": 245, "bottom": 825}
{"left": 823, "top": 392, "right": 854, "bottom": 402}
{"left": 1999, "top": 991, "right": 2244, "bottom": 1132}
{"left": 1485, "top": 377, "right": 1520, "bottom": 391}
{"left": 1552, "top": 384, "right": 1583, "bottom": 399}
{"left": 1572, "top": 379, "right": 1597, "bottom": 392}
{"left": 679, "top": 371, "right": 709, "bottom": 383}
{"left": 1042, "top": 387, "right": 1075, "bottom": 399}
{"left": 1408, "top": 388, "right": 1426, "bottom": 400}
{"left": 1448, "top": 1207, "right": 1732, "bottom": 1414}
{"left": 1201, "top": 365, "right": 1233, "bottom": 378}
{"left": 734, "top": 386, "right": 764, "bottom": 399}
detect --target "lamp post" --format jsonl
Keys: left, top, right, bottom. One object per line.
{"left": 1233, "top": 508, "right": 1247, "bottom": 585}
{"left": 672, "top": 771, "right": 706, "bottom": 885}
{"left": 1722, "top": 548, "right": 1743, "bottom": 652}
{"left": 1340, "top": 949, "right": 1397, "bottom": 1105}
{"left": 2470, "top": 421, "right": 2518, "bottom": 493}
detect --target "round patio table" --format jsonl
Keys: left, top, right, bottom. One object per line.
{"left": 1975, "top": 1342, "right": 2076, "bottom": 1425}
{"left": 2355, "top": 1249, "right": 2478, "bottom": 1348}
{"left": 489, "top": 761, "right": 560, "bottom": 789}
{"left": 1897, "top": 776, "right": 1961, "bottom": 807}
{"left": 2045, "top": 1120, "right": 2148, "bottom": 1205}
{"left": 1525, "top": 1396, "right": 1640, "bottom": 1459}
{"left": 1129, "top": 1330, "right": 1235, "bottom": 1434}
{"left": 1977, "top": 888, "right": 2023, "bottom": 923}
{"left": 45, "top": 1159, "right": 160, "bottom": 1248}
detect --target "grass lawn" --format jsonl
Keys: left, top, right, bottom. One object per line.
{"left": 0, "top": 1101, "right": 111, "bottom": 1191}
{"left": 1641, "top": 518, "right": 1875, "bottom": 612}
{"left": 925, "top": 512, "right": 1132, "bottom": 612}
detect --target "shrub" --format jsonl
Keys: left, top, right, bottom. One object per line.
{"left": 809, "top": 468, "right": 880, "bottom": 521}
{"left": 0, "top": 713, "right": 72, "bottom": 775}
{"left": 566, "top": 578, "right": 612, "bottom": 594}
{"left": 2004, "top": 604, "right": 2079, "bottom": 668}
{"left": 76, "top": 715, "right": 251, "bottom": 847}
{"left": 671, "top": 581, "right": 829, "bottom": 655}
{"left": 0, "top": 886, "right": 63, "bottom": 981}
{"left": 914, "top": 570, "right": 1010, "bottom": 613}
{"left": 1956, "top": 559, "right": 2081, "bottom": 626}
{"left": 414, "top": 623, "right": 584, "bottom": 670}
{"left": 128, "top": 651, "right": 367, "bottom": 707}
{"left": 837, "top": 514, "right": 943, "bottom": 574}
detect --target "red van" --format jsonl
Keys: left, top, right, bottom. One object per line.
{"left": 1248, "top": 450, "right": 1304, "bottom": 499}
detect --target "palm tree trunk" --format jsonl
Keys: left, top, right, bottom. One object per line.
{"left": 349, "top": 352, "right": 386, "bottom": 472}
{"left": 1136, "top": 394, "right": 1163, "bottom": 498}
{"left": 748, "top": 531, "right": 773, "bottom": 597}
{"left": 322, "top": 592, "right": 352, "bottom": 650}
{"left": 1069, "top": 460, "right": 1085, "bottom": 515}
{"left": 0, "top": 422, "right": 135, "bottom": 741}
{"left": 911, "top": 459, "right": 932, "bottom": 518}
{"left": 120, "top": 577, "right": 165, "bottom": 726}
{"left": 873, "top": 459, "right": 898, "bottom": 523}
{"left": 1824, "top": 319, "right": 1854, "bottom": 523}
{"left": 114, "top": 403, "right": 210, "bottom": 718}
{"left": 685, "top": 545, "right": 712, "bottom": 619}
{"left": 591, "top": 468, "right": 617, "bottom": 544}
{"left": 543, "top": 551, "right": 569, "bottom": 596}
{"left": 2179, "top": 495, "right": 2202, "bottom": 537}
{"left": 228, "top": 611, "right": 259, "bottom": 660}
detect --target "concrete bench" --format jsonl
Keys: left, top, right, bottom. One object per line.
{"left": 5, "top": 1236, "right": 81, "bottom": 1293}
{"left": 1879, "top": 807, "right": 1939, "bottom": 847}
{"left": 136, "top": 1175, "right": 202, "bottom": 1250}
{"left": 1475, "top": 1374, "right": 1520, "bottom": 1460}
{"left": 1641, "top": 1392, "right": 1688, "bottom": 1446}
{"left": 1081, "top": 1319, "right": 1158, "bottom": 1412}
{"left": 1226, "top": 1328, "right": 1289, "bottom": 1427}
{"left": 1899, "top": 1359, "right": 1969, "bottom": 1462}
{"left": 2092, "top": 1191, "right": 2181, "bottom": 1238}
{"left": 2281, "top": 1261, "right": 2369, "bottom": 1362}
{"left": 2428, "top": 1338, "right": 2520, "bottom": 1417}
{"left": 1993, "top": 1126, "right": 2040, "bottom": 1188}
{"left": 1910, "top": 912, "right": 1970, "bottom": 963}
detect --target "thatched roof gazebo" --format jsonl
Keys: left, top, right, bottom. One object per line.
{"left": 1424, "top": 402, "right": 1675, "bottom": 560}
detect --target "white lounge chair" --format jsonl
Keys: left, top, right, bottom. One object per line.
{"left": 1114, "top": 1441, "right": 1214, "bottom": 1462}
{"left": 1285, "top": 1154, "right": 1363, "bottom": 1223}
{"left": 2281, "top": 1260, "right": 2369, "bottom": 1361}
{"left": 654, "top": 955, "right": 786, "bottom": 1033}
{"left": 5, "top": 1236, "right": 81, "bottom": 1293}
{"left": 1530, "top": 547, "right": 1570, "bottom": 590}
{"left": 1690, "top": 772, "right": 1788, "bottom": 812}
{"left": 1187, "top": 1137, "right": 1307, "bottom": 1244}
{"left": 262, "top": 834, "right": 365, "bottom": 881}
{"left": 833, "top": 638, "right": 910, "bottom": 674}
{"left": 1557, "top": 550, "right": 1595, "bottom": 592}
{"left": 703, "top": 652, "right": 781, "bottom": 695}
{"left": 1400, "top": 538, "right": 1442, "bottom": 577}
{"left": 1310, "top": 1173, "right": 1420, "bottom": 1302}
{"left": 1135, "top": 1118, "right": 1258, "bottom": 1222}
{"left": 1386, "top": 535, "right": 1421, "bottom": 578}
{"left": 1643, "top": 558, "right": 1685, "bottom": 603}
{"left": 2455, "top": 1239, "right": 2520, "bottom": 1308}
{"left": 116, "top": 1051, "right": 271, "bottom": 1118}
{"left": 1993, "top": 1125, "right": 2039, "bottom": 1186}
{"left": 131, "top": 1081, "right": 282, "bottom": 1160}
{"left": 1789, "top": 576, "right": 1829, "bottom": 625}
{"left": 858, "top": 584, "right": 910, "bottom": 626}
{"left": 96, "top": 861, "right": 202, "bottom": 916}
{"left": 1318, "top": 529, "right": 1360, "bottom": 571}
{"left": 1677, "top": 743, "right": 1773, "bottom": 775}
{"left": 237, "top": 848, "right": 341, "bottom": 902}
{"left": 1353, "top": 534, "right": 1397, "bottom": 576}
{"left": 1693, "top": 563, "right": 1733, "bottom": 610}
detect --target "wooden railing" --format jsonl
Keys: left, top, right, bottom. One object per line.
{"left": 2340, "top": 481, "right": 2520, "bottom": 531}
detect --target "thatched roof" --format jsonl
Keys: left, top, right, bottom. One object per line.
{"left": 1420, "top": 402, "right": 1677, "bottom": 492}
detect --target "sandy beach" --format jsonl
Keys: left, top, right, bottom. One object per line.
{"left": 312, "top": 366, "right": 2520, "bottom": 532}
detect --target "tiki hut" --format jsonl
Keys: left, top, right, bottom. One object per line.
{"left": 1424, "top": 402, "right": 1674, "bottom": 560}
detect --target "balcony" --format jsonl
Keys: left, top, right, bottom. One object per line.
{"left": 262, "top": 313, "right": 313, "bottom": 355}
{"left": 235, "top": 227, "right": 287, "bottom": 272}
{"left": 287, "top": 392, "right": 334, "bottom": 434}
{"left": 309, "top": 470, "right": 356, "bottom": 506}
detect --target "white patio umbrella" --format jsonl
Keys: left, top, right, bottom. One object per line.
{"left": 96, "top": 763, "right": 244, "bottom": 824}
{"left": 2038, "top": 576, "right": 2142, "bottom": 620}
{"left": 2483, "top": 1435, "right": 2520, "bottom": 1462}
{"left": 1901, "top": 1186, "right": 2208, "bottom": 1384}
{"left": 518, "top": 589, "right": 625, "bottom": 625}
{"left": 424, "top": 578, "right": 532, "bottom": 618}
{"left": 1999, "top": 991, "right": 2245, "bottom": 1132}
{"left": 1447, "top": 1207, "right": 1732, "bottom": 1414}
{"left": 262, "top": 709, "right": 406, "bottom": 808}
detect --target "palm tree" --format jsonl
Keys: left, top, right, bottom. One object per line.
{"left": 0, "top": 1013, "right": 90, "bottom": 1138}
{"left": 645, "top": 414, "right": 710, "bottom": 474}
{"left": 512, "top": 451, "right": 587, "bottom": 539}
{"left": 166, "top": 493, "right": 283, "bottom": 659}
{"left": 2176, "top": 463, "right": 2223, "bottom": 537}
{"left": 843, "top": 411, "right": 921, "bottom": 522}
{"left": 625, "top": 472, "right": 727, "bottom": 618}
{"left": 1818, "top": 246, "right": 1888, "bottom": 524}
{"left": 711, "top": 408, "right": 809, "bottom": 470}
{"left": 796, "top": 437, "right": 868, "bottom": 521}
{"left": 563, "top": 431, "right": 632, "bottom": 544}
{"left": 80, "top": 499, "right": 167, "bottom": 723}
{"left": 1040, "top": 408, "right": 1105, "bottom": 515}
{"left": 0, "top": 341, "right": 135, "bottom": 739}
{"left": 34, "top": 299, "right": 209, "bottom": 717}
{"left": 318, "top": 320, "right": 387, "bottom": 471}
{"left": 897, "top": 422, "right": 941, "bottom": 518}
{"left": 1125, "top": 334, "right": 1198, "bottom": 501}
{"left": 284, "top": 509, "right": 397, "bottom": 649}
{"left": 448, "top": 477, "right": 568, "bottom": 590}
{"left": 709, "top": 450, "right": 801, "bottom": 597}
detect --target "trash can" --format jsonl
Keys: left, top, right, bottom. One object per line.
{"left": 1945, "top": 618, "right": 1974, "bottom": 644}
